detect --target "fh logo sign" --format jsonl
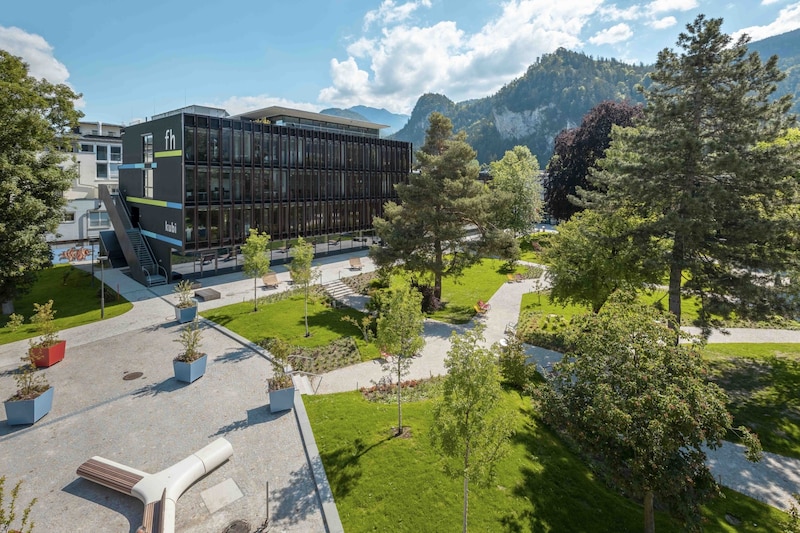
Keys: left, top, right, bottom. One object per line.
{"left": 164, "top": 129, "right": 176, "bottom": 151}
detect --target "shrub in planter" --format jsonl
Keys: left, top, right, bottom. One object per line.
{"left": 28, "top": 300, "right": 65, "bottom": 368}
{"left": 173, "top": 279, "right": 198, "bottom": 323}
{"left": 264, "top": 338, "right": 295, "bottom": 413}
{"left": 5, "top": 350, "right": 53, "bottom": 425}
{"left": 173, "top": 318, "right": 207, "bottom": 383}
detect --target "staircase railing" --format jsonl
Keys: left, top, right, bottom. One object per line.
{"left": 141, "top": 233, "right": 169, "bottom": 282}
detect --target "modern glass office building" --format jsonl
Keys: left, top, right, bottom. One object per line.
{"left": 117, "top": 105, "right": 411, "bottom": 280}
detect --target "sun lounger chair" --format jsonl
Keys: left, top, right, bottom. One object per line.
{"left": 349, "top": 257, "right": 363, "bottom": 270}
{"left": 262, "top": 272, "right": 279, "bottom": 289}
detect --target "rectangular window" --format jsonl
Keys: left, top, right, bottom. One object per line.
{"left": 96, "top": 163, "right": 108, "bottom": 179}
{"left": 62, "top": 211, "right": 76, "bottom": 223}
{"left": 109, "top": 163, "right": 120, "bottom": 177}
{"left": 110, "top": 146, "right": 121, "bottom": 162}
{"left": 89, "top": 211, "right": 110, "bottom": 228}
{"left": 143, "top": 134, "right": 153, "bottom": 197}
{"left": 96, "top": 145, "right": 108, "bottom": 161}
{"left": 80, "top": 144, "right": 93, "bottom": 153}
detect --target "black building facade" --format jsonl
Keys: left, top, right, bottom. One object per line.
{"left": 119, "top": 106, "right": 411, "bottom": 278}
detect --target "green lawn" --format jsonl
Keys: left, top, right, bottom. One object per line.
{"left": 0, "top": 265, "right": 132, "bottom": 345}
{"left": 520, "top": 289, "right": 713, "bottom": 325}
{"left": 704, "top": 343, "right": 800, "bottom": 459}
{"left": 305, "top": 390, "right": 787, "bottom": 532}
{"left": 429, "top": 258, "right": 523, "bottom": 324}
{"left": 201, "top": 292, "right": 380, "bottom": 360}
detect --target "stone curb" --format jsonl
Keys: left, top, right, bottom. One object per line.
{"left": 202, "top": 318, "right": 344, "bottom": 532}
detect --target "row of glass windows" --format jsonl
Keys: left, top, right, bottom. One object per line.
{"left": 75, "top": 144, "right": 122, "bottom": 161}
{"left": 183, "top": 125, "right": 410, "bottom": 173}
{"left": 183, "top": 199, "right": 385, "bottom": 250}
{"left": 185, "top": 167, "right": 404, "bottom": 205}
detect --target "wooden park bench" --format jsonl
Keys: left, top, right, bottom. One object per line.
{"left": 349, "top": 257, "right": 363, "bottom": 270}
{"left": 77, "top": 438, "right": 233, "bottom": 533}
{"left": 194, "top": 288, "right": 221, "bottom": 301}
{"left": 262, "top": 272, "right": 279, "bottom": 289}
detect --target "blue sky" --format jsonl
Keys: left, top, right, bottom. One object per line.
{"left": 2, "top": 0, "right": 799, "bottom": 125}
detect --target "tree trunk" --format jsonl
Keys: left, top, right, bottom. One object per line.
{"left": 304, "top": 286, "right": 310, "bottom": 337}
{"left": 434, "top": 240, "right": 443, "bottom": 301}
{"left": 644, "top": 490, "right": 655, "bottom": 533}
{"left": 396, "top": 357, "right": 402, "bottom": 434}
{"left": 463, "top": 439, "right": 470, "bottom": 533}
{"left": 667, "top": 240, "right": 683, "bottom": 338}
{"left": 253, "top": 277, "right": 258, "bottom": 312}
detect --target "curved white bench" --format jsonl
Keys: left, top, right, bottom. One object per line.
{"left": 77, "top": 438, "right": 233, "bottom": 533}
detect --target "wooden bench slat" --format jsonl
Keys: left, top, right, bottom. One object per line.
{"left": 77, "top": 459, "right": 143, "bottom": 495}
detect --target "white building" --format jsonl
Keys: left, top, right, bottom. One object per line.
{"left": 52, "top": 121, "right": 123, "bottom": 245}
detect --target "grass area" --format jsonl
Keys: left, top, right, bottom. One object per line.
{"left": 704, "top": 343, "right": 800, "bottom": 459}
{"left": 201, "top": 292, "right": 380, "bottom": 360}
{"left": 0, "top": 265, "right": 132, "bottom": 345}
{"left": 305, "top": 389, "right": 788, "bottom": 532}
{"left": 428, "top": 258, "right": 523, "bottom": 324}
{"left": 520, "top": 289, "right": 713, "bottom": 325}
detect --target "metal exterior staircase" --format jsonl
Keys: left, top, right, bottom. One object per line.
{"left": 126, "top": 229, "right": 167, "bottom": 286}
{"left": 99, "top": 185, "right": 167, "bottom": 287}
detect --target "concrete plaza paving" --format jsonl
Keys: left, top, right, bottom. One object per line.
{"left": 0, "top": 253, "right": 367, "bottom": 533}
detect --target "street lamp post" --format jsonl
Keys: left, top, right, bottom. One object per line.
{"left": 99, "top": 255, "right": 108, "bottom": 319}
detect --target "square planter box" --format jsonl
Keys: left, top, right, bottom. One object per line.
{"left": 173, "top": 354, "right": 208, "bottom": 383}
{"left": 175, "top": 305, "right": 198, "bottom": 324}
{"left": 5, "top": 387, "right": 54, "bottom": 425}
{"left": 268, "top": 386, "right": 295, "bottom": 413}
{"left": 30, "top": 340, "right": 66, "bottom": 368}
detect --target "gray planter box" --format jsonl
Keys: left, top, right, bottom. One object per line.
{"left": 173, "top": 354, "right": 208, "bottom": 383}
{"left": 4, "top": 387, "right": 54, "bottom": 425}
{"left": 175, "top": 305, "right": 198, "bottom": 324}
{"left": 268, "top": 386, "right": 295, "bottom": 413}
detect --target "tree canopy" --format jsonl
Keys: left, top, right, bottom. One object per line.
{"left": 372, "top": 112, "right": 501, "bottom": 303}
{"left": 588, "top": 15, "right": 800, "bottom": 329}
{"left": 288, "top": 237, "right": 316, "bottom": 337}
{"left": 0, "top": 51, "right": 82, "bottom": 305}
{"left": 241, "top": 229, "right": 271, "bottom": 311}
{"left": 488, "top": 145, "right": 543, "bottom": 236}
{"left": 544, "top": 209, "right": 665, "bottom": 313}
{"left": 375, "top": 281, "right": 425, "bottom": 434}
{"left": 536, "top": 296, "right": 761, "bottom": 532}
{"left": 430, "top": 326, "right": 515, "bottom": 533}
{"left": 544, "top": 100, "right": 642, "bottom": 221}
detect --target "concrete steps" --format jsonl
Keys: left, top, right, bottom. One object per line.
{"left": 322, "top": 280, "right": 355, "bottom": 302}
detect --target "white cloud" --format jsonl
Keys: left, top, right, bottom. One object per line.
{"left": 363, "top": 0, "right": 432, "bottom": 30}
{"left": 206, "top": 95, "right": 323, "bottom": 116}
{"left": 599, "top": 4, "right": 643, "bottom": 21}
{"left": 761, "top": 0, "right": 781, "bottom": 5}
{"left": 649, "top": 16, "right": 677, "bottom": 29}
{"left": 0, "top": 26, "right": 71, "bottom": 85}
{"left": 732, "top": 2, "right": 800, "bottom": 42}
{"left": 589, "top": 23, "right": 633, "bottom": 45}
{"left": 320, "top": 0, "right": 604, "bottom": 113}
{"left": 646, "top": 0, "right": 699, "bottom": 15}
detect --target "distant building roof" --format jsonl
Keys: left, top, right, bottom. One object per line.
{"left": 234, "top": 106, "right": 388, "bottom": 131}
{"left": 152, "top": 105, "right": 230, "bottom": 120}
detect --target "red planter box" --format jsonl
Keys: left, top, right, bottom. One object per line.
{"left": 30, "top": 340, "right": 66, "bottom": 368}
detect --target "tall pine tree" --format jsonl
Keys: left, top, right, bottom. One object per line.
{"left": 372, "top": 113, "right": 498, "bottom": 303}
{"left": 593, "top": 15, "right": 800, "bottom": 330}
